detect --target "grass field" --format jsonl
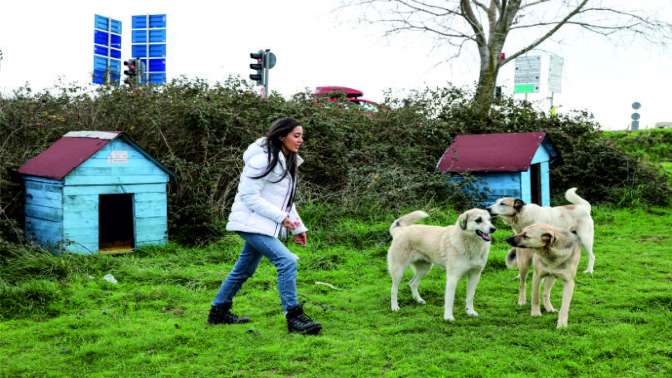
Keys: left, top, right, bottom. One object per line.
{"left": 1, "top": 206, "right": 671, "bottom": 377}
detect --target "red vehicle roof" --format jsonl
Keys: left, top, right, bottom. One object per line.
{"left": 314, "top": 86, "right": 363, "bottom": 97}
{"left": 437, "top": 132, "right": 556, "bottom": 173}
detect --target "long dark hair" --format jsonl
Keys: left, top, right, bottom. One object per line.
{"left": 251, "top": 117, "right": 300, "bottom": 183}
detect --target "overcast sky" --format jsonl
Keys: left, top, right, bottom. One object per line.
{"left": 1, "top": 0, "right": 671, "bottom": 130}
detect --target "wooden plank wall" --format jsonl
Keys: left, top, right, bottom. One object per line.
{"left": 477, "top": 172, "right": 522, "bottom": 206}
{"left": 24, "top": 177, "right": 64, "bottom": 248}
{"left": 449, "top": 173, "right": 521, "bottom": 207}
{"left": 448, "top": 145, "right": 554, "bottom": 207}
{"left": 530, "top": 146, "right": 552, "bottom": 206}
{"left": 60, "top": 139, "right": 169, "bottom": 253}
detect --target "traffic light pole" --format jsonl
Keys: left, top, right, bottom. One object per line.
{"left": 249, "top": 49, "right": 276, "bottom": 99}
{"left": 263, "top": 67, "right": 269, "bottom": 99}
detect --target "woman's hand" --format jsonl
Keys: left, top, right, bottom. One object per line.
{"left": 293, "top": 232, "right": 308, "bottom": 246}
{"left": 283, "top": 217, "right": 299, "bottom": 230}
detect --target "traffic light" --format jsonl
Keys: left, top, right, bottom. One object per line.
{"left": 249, "top": 50, "right": 265, "bottom": 86}
{"left": 123, "top": 59, "right": 138, "bottom": 86}
{"left": 249, "top": 49, "right": 277, "bottom": 98}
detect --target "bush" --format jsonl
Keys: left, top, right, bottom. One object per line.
{"left": 0, "top": 80, "right": 669, "bottom": 246}
{"left": 602, "top": 128, "right": 672, "bottom": 163}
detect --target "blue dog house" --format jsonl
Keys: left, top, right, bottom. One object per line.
{"left": 437, "top": 132, "right": 558, "bottom": 206}
{"left": 18, "top": 131, "right": 171, "bottom": 254}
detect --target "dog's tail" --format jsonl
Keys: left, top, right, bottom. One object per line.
{"left": 565, "top": 187, "right": 591, "bottom": 213}
{"left": 389, "top": 210, "right": 429, "bottom": 238}
{"left": 505, "top": 248, "right": 517, "bottom": 269}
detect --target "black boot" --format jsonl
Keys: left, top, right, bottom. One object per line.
{"left": 207, "top": 303, "right": 250, "bottom": 325}
{"left": 286, "top": 304, "right": 321, "bottom": 335}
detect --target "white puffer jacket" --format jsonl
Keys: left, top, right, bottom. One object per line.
{"left": 226, "top": 138, "right": 308, "bottom": 238}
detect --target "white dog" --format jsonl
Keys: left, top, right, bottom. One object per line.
{"left": 488, "top": 188, "right": 594, "bottom": 305}
{"left": 387, "top": 209, "right": 496, "bottom": 321}
{"left": 506, "top": 224, "right": 582, "bottom": 328}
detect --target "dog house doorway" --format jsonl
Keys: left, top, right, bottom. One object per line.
{"left": 99, "top": 193, "right": 134, "bottom": 253}
{"left": 530, "top": 163, "right": 542, "bottom": 206}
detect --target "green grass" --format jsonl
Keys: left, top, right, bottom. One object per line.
{"left": 1, "top": 207, "right": 672, "bottom": 377}
{"left": 602, "top": 128, "right": 672, "bottom": 163}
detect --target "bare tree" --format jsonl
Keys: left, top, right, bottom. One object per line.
{"left": 344, "top": 0, "right": 672, "bottom": 114}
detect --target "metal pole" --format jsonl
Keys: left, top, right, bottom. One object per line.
{"left": 263, "top": 49, "right": 270, "bottom": 99}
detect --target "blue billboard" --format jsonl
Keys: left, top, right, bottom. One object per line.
{"left": 92, "top": 15, "right": 122, "bottom": 85}
{"left": 131, "top": 14, "right": 167, "bottom": 84}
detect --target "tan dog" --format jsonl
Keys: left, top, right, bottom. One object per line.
{"left": 506, "top": 224, "right": 581, "bottom": 328}
{"left": 488, "top": 188, "right": 594, "bottom": 305}
{"left": 387, "top": 209, "right": 496, "bottom": 321}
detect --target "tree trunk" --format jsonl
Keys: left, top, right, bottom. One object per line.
{"left": 472, "top": 55, "right": 499, "bottom": 115}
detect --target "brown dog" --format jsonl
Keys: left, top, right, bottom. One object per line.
{"left": 506, "top": 224, "right": 581, "bottom": 328}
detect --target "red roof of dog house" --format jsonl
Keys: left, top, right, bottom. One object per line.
{"left": 18, "top": 131, "right": 122, "bottom": 180}
{"left": 437, "top": 132, "right": 556, "bottom": 173}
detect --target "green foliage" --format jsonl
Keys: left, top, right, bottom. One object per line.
{"left": 1, "top": 80, "right": 670, "bottom": 245}
{"left": 602, "top": 128, "right": 672, "bottom": 162}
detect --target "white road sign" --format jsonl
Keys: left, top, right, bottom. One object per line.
{"left": 514, "top": 55, "right": 541, "bottom": 93}
{"left": 548, "top": 54, "right": 564, "bottom": 93}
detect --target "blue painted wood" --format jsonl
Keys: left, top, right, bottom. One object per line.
{"left": 25, "top": 204, "right": 63, "bottom": 222}
{"left": 24, "top": 176, "right": 64, "bottom": 191}
{"left": 65, "top": 139, "right": 168, "bottom": 186}
{"left": 450, "top": 173, "right": 522, "bottom": 206}
{"left": 444, "top": 144, "right": 555, "bottom": 207}
{"left": 22, "top": 177, "right": 64, "bottom": 252}
{"left": 135, "top": 215, "right": 168, "bottom": 245}
{"left": 529, "top": 146, "right": 552, "bottom": 206}
{"left": 25, "top": 217, "right": 62, "bottom": 246}
{"left": 63, "top": 183, "right": 166, "bottom": 195}
{"left": 135, "top": 232, "right": 167, "bottom": 245}
{"left": 134, "top": 201, "right": 167, "bottom": 218}
{"left": 530, "top": 144, "right": 551, "bottom": 164}
{"left": 63, "top": 196, "right": 98, "bottom": 228}
{"left": 63, "top": 238, "right": 98, "bottom": 255}
{"left": 520, "top": 169, "right": 532, "bottom": 204}
{"left": 478, "top": 173, "right": 519, "bottom": 192}
{"left": 135, "top": 216, "right": 167, "bottom": 226}
{"left": 22, "top": 138, "right": 170, "bottom": 253}
{"left": 65, "top": 175, "right": 168, "bottom": 186}
{"left": 27, "top": 188, "right": 63, "bottom": 199}
{"left": 541, "top": 161, "right": 551, "bottom": 206}
{"left": 62, "top": 192, "right": 98, "bottom": 253}
{"left": 63, "top": 229, "right": 98, "bottom": 243}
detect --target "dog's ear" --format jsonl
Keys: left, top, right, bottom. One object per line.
{"left": 513, "top": 199, "right": 525, "bottom": 211}
{"left": 541, "top": 232, "right": 556, "bottom": 246}
{"left": 458, "top": 213, "right": 468, "bottom": 230}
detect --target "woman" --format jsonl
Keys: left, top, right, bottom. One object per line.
{"left": 208, "top": 117, "right": 321, "bottom": 335}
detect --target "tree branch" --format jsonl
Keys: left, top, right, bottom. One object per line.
{"left": 519, "top": 0, "right": 552, "bottom": 10}
{"left": 460, "top": 0, "right": 487, "bottom": 46}
{"left": 502, "top": 0, "right": 588, "bottom": 65}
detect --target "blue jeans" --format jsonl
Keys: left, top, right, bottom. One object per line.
{"left": 212, "top": 232, "right": 299, "bottom": 311}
